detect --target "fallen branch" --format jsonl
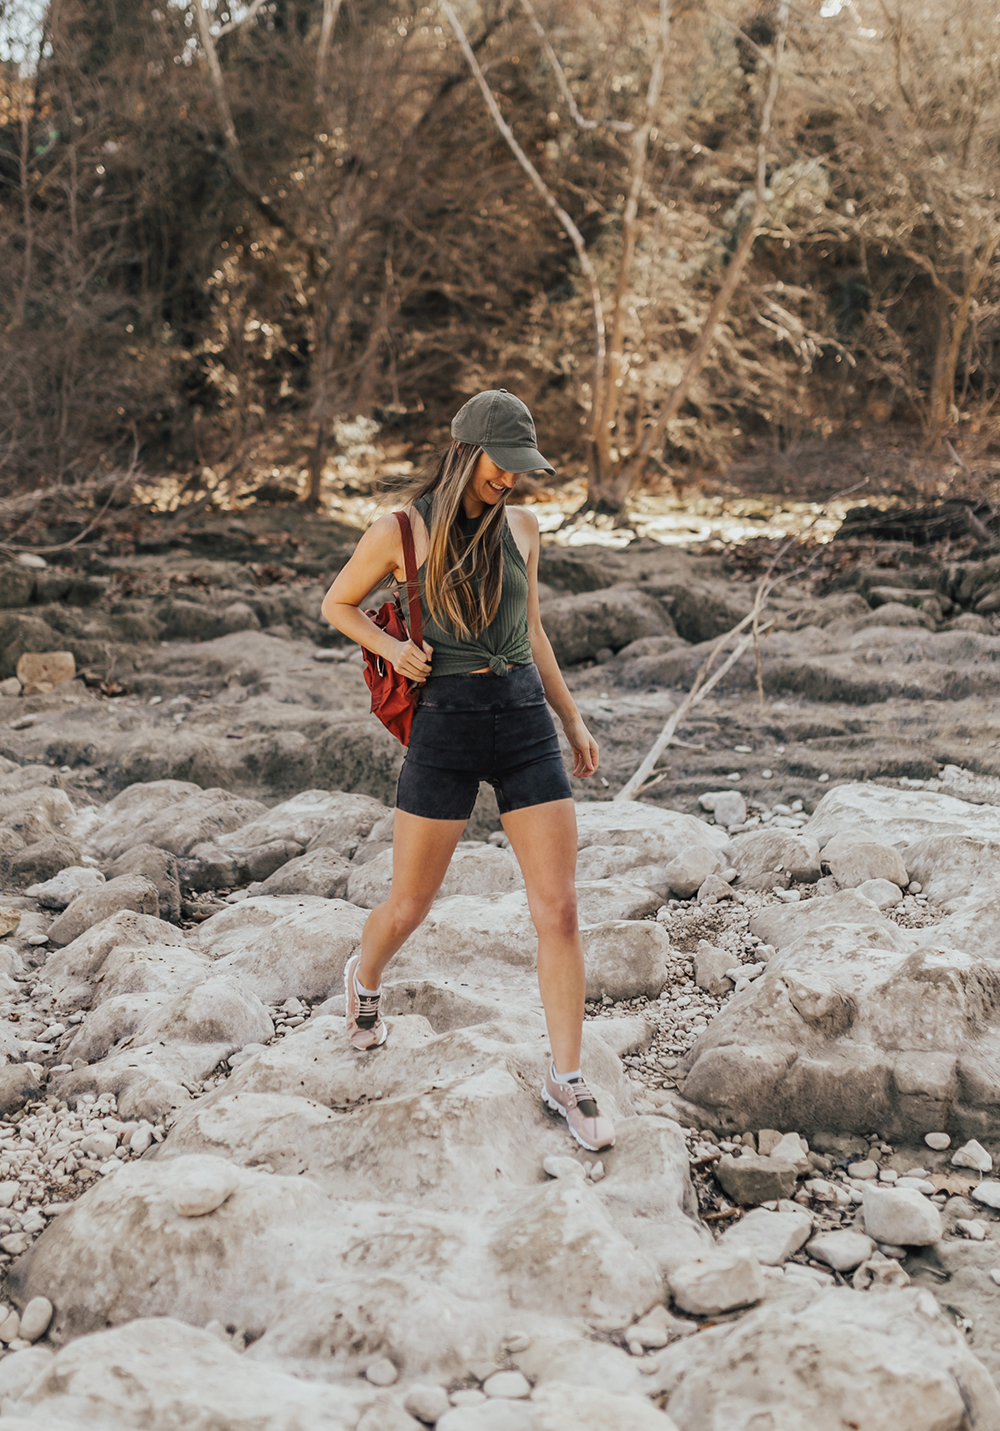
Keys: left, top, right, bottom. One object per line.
{"left": 615, "top": 618, "right": 771, "bottom": 801}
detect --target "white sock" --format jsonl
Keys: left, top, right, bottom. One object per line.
{"left": 551, "top": 1065, "right": 582, "bottom": 1084}
{"left": 355, "top": 974, "right": 380, "bottom": 997}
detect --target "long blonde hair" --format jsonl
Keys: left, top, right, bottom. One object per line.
{"left": 393, "top": 441, "right": 506, "bottom": 638}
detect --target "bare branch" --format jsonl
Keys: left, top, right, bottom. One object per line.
{"left": 613, "top": 0, "right": 790, "bottom": 497}
{"left": 316, "top": 0, "right": 345, "bottom": 100}
{"left": 518, "top": 0, "right": 634, "bottom": 132}
{"left": 439, "top": 0, "right": 607, "bottom": 415}
{"left": 193, "top": 1, "right": 246, "bottom": 175}
{"left": 615, "top": 617, "right": 771, "bottom": 801}
{"left": 215, "top": 0, "right": 268, "bottom": 38}
{"left": 596, "top": 0, "right": 670, "bottom": 461}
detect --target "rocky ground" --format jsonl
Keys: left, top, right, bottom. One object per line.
{"left": 1, "top": 511, "right": 1000, "bottom": 1427}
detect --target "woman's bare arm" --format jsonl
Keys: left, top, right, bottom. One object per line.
{"left": 320, "top": 513, "right": 433, "bottom": 683}
{"left": 511, "top": 507, "right": 598, "bottom": 778}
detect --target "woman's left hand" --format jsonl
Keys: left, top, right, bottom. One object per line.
{"left": 563, "top": 717, "right": 599, "bottom": 778}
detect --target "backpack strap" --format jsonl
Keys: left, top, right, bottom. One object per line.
{"left": 395, "top": 510, "right": 424, "bottom": 650}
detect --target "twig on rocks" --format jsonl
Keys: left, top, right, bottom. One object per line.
{"left": 616, "top": 616, "right": 772, "bottom": 800}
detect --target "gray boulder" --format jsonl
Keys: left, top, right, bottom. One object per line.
{"left": 540, "top": 587, "right": 673, "bottom": 666}
{"left": 823, "top": 834, "right": 908, "bottom": 888}
{"left": 730, "top": 829, "right": 821, "bottom": 889}
{"left": 253, "top": 848, "right": 351, "bottom": 899}
{"left": 106, "top": 844, "right": 182, "bottom": 924}
{"left": 582, "top": 921, "right": 669, "bottom": 1001}
{"left": 47, "top": 874, "right": 160, "bottom": 946}
{"left": 8, "top": 834, "right": 83, "bottom": 887}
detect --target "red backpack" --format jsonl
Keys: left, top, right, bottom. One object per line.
{"left": 362, "top": 510, "right": 424, "bottom": 746}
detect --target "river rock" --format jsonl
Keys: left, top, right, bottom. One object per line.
{"left": 105, "top": 844, "right": 182, "bottom": 924}
{"left": 806, "top": 1231, "right": 875, "bottom": 1272}
{"left": 664, "top": 846, "right": 724, "bottom": 899}
{"left": 540, "top": 586, "right": 673, "bottom": 666}
{"left": 192, "top": 898, "right": 368, "bottom": 1004}
{"left": 252, "top": 847, "right": 351, "bottom": 898}
{"left": 715, "top": 1152, "right": 798, "bottom": 1205}
{"left": 862, "top": 1186, "right": 943, "bottom": 1246}
{"left": 404, "top": 1384, "right": 451, "bottom": 1423}
{"left": 718, "top": 1206, "right": 812, "bottom": 1265}
{"left": 47, "top": 874, "right": 160, "bottom": 946}
{"left": 18, "top": 1295, "right": 53, "bottom": 1343}
{"left": 855, "top": 877, "right": 903, "bottom": 909}
{"left": 693, "top": 942, "right": 735, "bottom": 995}
{"left": 5, "top": 1316, "right": 375, "bottom": 1428}
{"left": 582, "top": 920, "right": 669, "bottom": 1001}
{"left": 225, "top": 789, "right": 390, "bottom": 860}
{"left": 675, "top": 785, "right": 1000, "bottom": 1140}
{"left": 654, "top": 1286, "right": 1000, "bottom": 1429}
{"left": 805, "top": 782, "right": 1000, "bottom": 848}
{"left": 824, "top": 837, "right": 909, "bottom": 889}
{"left": 699, "top": 791, "right": 747, "bottom": 829}
{"left": 952, "top": 1138, "right": 992, "bottom": 1172}
{"left": 25, "top": 866, "right": 105, "bottom": 909}
{"left": 9, "top": 834, "right": 83, "bottom": 887}
{"left": 729, "top": 829, "right": 821, "bottom": 889}
{"left": 574, "top": 801, "right": 730, "bottom": 869}
{"left": 668, "top": 1249, "right": 765, "bottom": 1316}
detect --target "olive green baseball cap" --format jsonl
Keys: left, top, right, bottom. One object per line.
{"left": 451, "top": 389, "right": 555, "bottom": 475}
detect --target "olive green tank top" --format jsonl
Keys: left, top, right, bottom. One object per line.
{"left": 409, "top": 493, "right": 532, "bottom": 677}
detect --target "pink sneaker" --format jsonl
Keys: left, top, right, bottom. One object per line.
{"left": 344, "top": 954, "right": 387, "bottom": 1051}
{"left": 542, "top": 1067, "right": 615, "bottom": 1152}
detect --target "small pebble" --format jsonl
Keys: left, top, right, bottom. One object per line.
{"left": 990, "top": 1270, "right": 1000, "bottom": 1288}
{"left": 404, "top": 1385, "right": 450, "bottom": 1422}
{"left": 504, "top": 1332, "right": 531, "bottom": 1353}
{"left": 956, "top": 1219, "right": 989, "bottom": 1241}
{"left": 925, "top": 1133, "right": 951, "bottom": 1151}
{"left": 483, "top": 1371, "right": 531, "bottom": 1399}
{"left": 952, "top": 1140, "right": 992, "bottom": 1174}
{"left": 450, "top": 1388, "right": 487, "bottom": 1407}
{"left": 364, "top": 1357, "right": 398, "bottom": 1387}
{"left": 542, "top": 1155, "right": 584, "bottom": 1181}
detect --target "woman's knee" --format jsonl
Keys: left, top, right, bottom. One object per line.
{"left": 384, "top": 891, "right": 434, "bottom": 939}
{"left": 531, "top": 889, "right": 579, "bottom": 941}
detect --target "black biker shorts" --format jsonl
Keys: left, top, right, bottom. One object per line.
{"left": 396, "top": 662, "right": 573, "bottom": 821}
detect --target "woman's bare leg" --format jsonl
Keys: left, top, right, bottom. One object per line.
{"left": 356, "top": 809, "right": 467, "bottom": 990}
{"left": 501, "top": 798, "right": 584, "bottom": 1074}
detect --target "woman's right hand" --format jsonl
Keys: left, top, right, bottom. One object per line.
{"left": 389, "top": 637, "right": 434, "bottom": 683}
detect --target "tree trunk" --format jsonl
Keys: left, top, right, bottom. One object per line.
{"left": 925, "top": 234, "right": 999, "bottom": 445}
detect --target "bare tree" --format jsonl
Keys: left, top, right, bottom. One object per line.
{"left": 444, "top": 0, "right": 791, "bottom": 514}
{"left": 805, "top": 0, "right": 1000, "bottom": 445}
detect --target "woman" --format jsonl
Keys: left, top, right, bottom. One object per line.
{"left": 321, "top": 389, "right": 614, "bottom": 1152}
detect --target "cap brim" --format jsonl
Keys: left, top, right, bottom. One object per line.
{"left": 483, "top": 444, "right": 556, "bottom": 476}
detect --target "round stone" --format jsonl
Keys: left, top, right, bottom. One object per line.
{"left": 18, "top": 1297, "right": 53, "bottom": 1344}
{"left": 925, "top": 1132, "right": 951, "bottom": 1151}
{"left": 404, "top": 1384, "right": 450, "bottom": 1423}
{"left": 364, "top": 1357, "right": 398, "bottom": 1387}
{"left": 483, "top": 1371, "right": 531, "bottom": 1399}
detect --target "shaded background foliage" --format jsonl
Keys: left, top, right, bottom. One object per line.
{"left": 1, "top": 0, "right": 999, "bottom": 504}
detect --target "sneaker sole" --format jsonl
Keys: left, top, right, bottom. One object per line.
{"left": 541, "top": 1085, "right": 608, "bottom": 1154}
{"left": 344, "top": 956, "right": 387, "bottom": 1051}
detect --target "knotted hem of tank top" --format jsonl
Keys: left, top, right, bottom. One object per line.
{"left": 487, "top": 654, "right": 510, "bottom": 676}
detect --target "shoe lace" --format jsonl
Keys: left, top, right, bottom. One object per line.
{"left": 564, "top": 1077, "right": 599, "bottom": 1118}
{"left": 355, "top": 989, "right": 381, "bottom": 1029}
